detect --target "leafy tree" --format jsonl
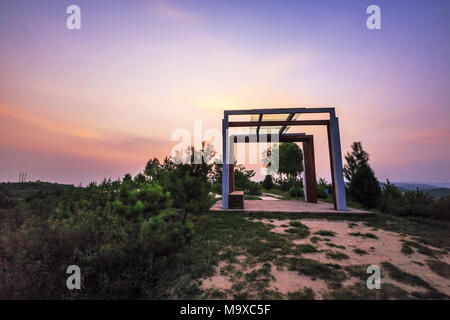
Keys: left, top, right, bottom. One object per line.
{"left": 262, "top": 142, "right": 303, "bottom": 191}
{"left": 158, "top": 146, "right": 214, "bottom": 223}
{"left": 234, "top": 164, "right": 261, "bottom": 195}
{"left": 348, "top": 163, "right": 381, "bottom": 208}
{"left": 278, "top": 142, "right": 304, "bottom": 180}
{"left": 209, "top": 163, "right": 222, "bottom": 194}
{"left": 134, "top": 172, "right": 147, "bottom": 184}
{"left": 263, "top": 142, "right": 303, "bottom": 180}
{"left": 344, "top": 142, "right": 369, "bottom": 183}
{"left": 123, "top": 173, "right": 133, "bottom": 184}
{"left": 144, "top": 158, "right": 162, "bottom": 181}
{"left": 234, "top": 164, "right": 254, "bottom": 189}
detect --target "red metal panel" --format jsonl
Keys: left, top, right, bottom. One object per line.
{"left": 303, "top": 138, "right": 317, "bottom": 203}
{"left": 327, "top": 125, "right": 337, "bottom": 209}
{"left": 228, "top": 164, "right": 234, "bottom": 193}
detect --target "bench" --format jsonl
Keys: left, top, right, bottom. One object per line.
{"left": 228, "top": 191, "right": 244, "bottom": 209}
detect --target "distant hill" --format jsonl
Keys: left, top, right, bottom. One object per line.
{"left": 379, "top": 182, "right": 450, "bottom": 199}
{"left": 0, "top": 181, "right": 75, "bottom": 200}
{"left": 425, "top": 188, "right": 450, "bottom": 199}
{"left": 392, "top": 183, "right": 440, "bottom": 191}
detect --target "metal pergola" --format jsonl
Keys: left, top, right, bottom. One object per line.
{"left": 222, "top": 107, "right": 347, "bottom": 211}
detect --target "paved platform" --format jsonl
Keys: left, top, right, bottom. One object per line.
{"left": 210, "top": 200, "right": 370, "bottom": 214}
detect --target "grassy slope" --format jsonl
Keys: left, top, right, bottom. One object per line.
{"left": 2, "top": 183, "right": 448, "bottom": 299}
{"left": 168, "top": 210, "right": 449, "bottom": 299}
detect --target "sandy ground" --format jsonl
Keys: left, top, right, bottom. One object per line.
{"left": 201, "top": 218, "right": 450, "bottom": 299}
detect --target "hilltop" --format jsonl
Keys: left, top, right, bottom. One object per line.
{"left": 379, "top": 182, "right": 450, "bottom": 199}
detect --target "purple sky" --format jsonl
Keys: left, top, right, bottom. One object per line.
{"left": 0, "top": 0, "right": 449, "bottom": 185}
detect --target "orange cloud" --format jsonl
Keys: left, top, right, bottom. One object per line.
{"left": 0, "top": 103, "right": 168, "bottom": 167}
{"left": 0, "top": 104, "right": 102, "bottom": 140}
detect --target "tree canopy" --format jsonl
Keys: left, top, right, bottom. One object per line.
{"left": 263, "top": 142, "right": 303, "bottom": 180}
{"left": 344, "top": 142, "right": 369, "bottom": 183}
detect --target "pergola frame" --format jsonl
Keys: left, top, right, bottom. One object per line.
{"left": 222, "top": 107, "right": 347, "bottom": 211}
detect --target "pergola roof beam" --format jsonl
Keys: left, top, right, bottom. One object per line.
{"left": 279, "top": 113, "right": 295, "bottom": 135}
{"left": 228, "top": 120, "right": 329, "bottom": 127}
{"left": 224, "top": 107, "right": 334, "bottom": 116}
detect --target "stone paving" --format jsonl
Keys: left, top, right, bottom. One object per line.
{"left": 211, "top": 199, "right": 370, "bottom": 214}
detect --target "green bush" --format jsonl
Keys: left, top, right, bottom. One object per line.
{"left": 0, "top": 179, "right": 193, "bottom": 299}
{"left": 381, "top": 188, "right": 449, "bottom": 220}
{"left": 316, "top": 185, "right": 328, "bottom": 199}
{"left": 163, "top": 164, "right": 213, "bottom": 215}
{"left": 211, "top": 182, "right": 222, "bottom": 195}
{"left": 348, "top": 164, "right": 381, "bottom": 208}
{"left": 0, "top": 190, "right": 15, "bottom": 208}
{"left": 377, "top": 179, "right": 449, "bottom": 220}
{"left": 246, "top": 181, "right": 262, "bottom": 196}
{"left": 317, "top": 178, "right": 332, "bottom": 196}
{"left": 262, "top": 175, "right": 274, "bottom": 189}
{"left": 0, "top": 150, "right": 217, "bottom": 299}
{"left": 434, "top": 196, "right": 450, "bottom": 220}
{"left": 113, "top": 183, "right": 172, "bottom": 219}
{"left": 147, "top": 149, "right": 214, "bottom": 217}
{"left": 380, "top": 179, "right": 402, "bottom": 212}
{"left": 289, "top": 186, "right": 304, "bottom": 198}
{"left": 279, "top": 178, "right": 297, "bottom": 192}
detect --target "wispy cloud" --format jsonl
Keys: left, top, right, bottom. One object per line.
{"left": 0, "top": 103, "right": 168, "bottom": 166}
{"left": 0, "top": 104, "right": 102, "bottom": 140}
{"left": 147, "top": 0, "right": 201, "bottom": 23}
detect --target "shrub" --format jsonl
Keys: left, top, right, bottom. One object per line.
{"left": 379, "top": 184, "right": 449, "bottom": 220}
{"left": 0, "top": 190, "right": 15, "bottom": 209}
{"left": 113, "top": 183, "right": 171, "bottom": 219}
{"left": 262, "top": 175, "right": 274, "bottom": 189}
{"left": 211, "top": 182, "right": 222, "bottom": 195}
{"left": 380, "top": 179, "right": 402, "bottom": 212}
{"left": 289, "top": 186, "right": 304, "bottom": 198}
{"left": 246, "top": 181, "right": 262, "bottom": 196}
{"left": 348, "top": 164, "right": 381, "bottom": 208}
{"left": 317, "top": 178, "right": 330, "bottom": 199}
{"left": 232, "top": 164, "right": 262, "bottom": 195}
{"left": 434, "top": 195, "right": 450, "bottom": 220}
{"left": 163, "top": 163, "right": 213, "bottom": 216}
{"left": 316, "top": 185, "right": 328, "bottom": 199}
{"left": 0, "top": 180, "right": 192, "bottom": 299}
{"left": 279, "top": 178, "right": 297, "bottom": 192}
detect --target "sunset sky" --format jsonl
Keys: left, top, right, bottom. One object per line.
{"left": 0, "top": 0, "right": 449, "bottom": 185}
